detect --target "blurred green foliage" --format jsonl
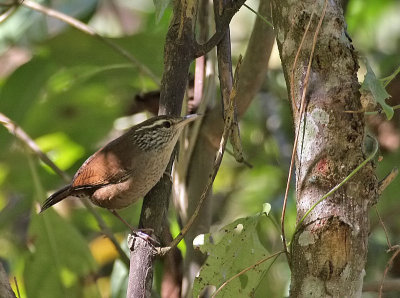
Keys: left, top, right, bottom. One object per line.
{"left": 0, "top": 0, "right": 399, "bottom": 297}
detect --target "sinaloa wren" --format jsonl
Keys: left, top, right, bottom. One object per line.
{"left": 40, "top": 114, "right": 199, "bottom": 212}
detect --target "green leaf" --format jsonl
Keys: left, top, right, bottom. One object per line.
{"left": 0, "top": 57, "right": 57, "bottom": 124}
{"left": 35, "top": 132, "right": 85, "bottom": 172}
{"left": 24, "top": 210, "right": 98, "bottom": 298}
{"left": 110, "top": 259, "right": 129, "bottom": 298}
{"left": 360, "top": 60, "right": 393, "bottom": 120}
{"left": 153, "top": 0, "right": 171, "bottom": 23}
{"left": 0, "top": 56, "right": 58, "bottom": 168}
{"left": 193, "top": 212, "right": 270, "bottom": 297}
{"left": 45, "top": 28, "right": 165, "bottom": 79}
{"left": 110, "top": 238, "right": 129, "bottom": 298}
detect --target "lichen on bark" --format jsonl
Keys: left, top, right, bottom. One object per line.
{"left": 272, "top": 0, "right": 378, "bottom": 296}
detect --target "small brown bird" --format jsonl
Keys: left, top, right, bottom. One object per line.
{"left": 40, "top": 114, "right": 199, "bottom": 213}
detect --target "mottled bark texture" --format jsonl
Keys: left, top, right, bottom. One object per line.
{"left": 272, "top": 0, "right": 378, "bottom": 297}
{"left": 130, "top": 1, "right": 199, "bottom": 297}
{"left": 0, "top": 264, "right": 16, "bottom": 298}
{"left": 126, "top": 236, "right": 154, "bottom": 298}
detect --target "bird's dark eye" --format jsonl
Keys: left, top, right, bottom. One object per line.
{"left": 163, "top": 121, "right": 171, "bottom": 128}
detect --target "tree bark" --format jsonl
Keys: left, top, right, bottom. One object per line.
{"left": 272, "top": 0, "right": 378, "bottom": 296}
{"left": 0, "top": 264, "right": 16, "bottom": 298}
{"left": 126, "top": 236, "right": 154, "bottom": 298}
{"left": 128, "top": 1, "right": 199, "bottom": 297}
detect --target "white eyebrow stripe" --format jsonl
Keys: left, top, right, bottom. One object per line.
{"left": 135, "top": 120, "right": 167, "bottom": 132}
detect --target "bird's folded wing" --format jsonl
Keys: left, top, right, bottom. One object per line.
{"left": 72, "top": 148, "right": 133, "bottom": 188}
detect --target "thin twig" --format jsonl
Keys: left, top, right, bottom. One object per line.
{"left": 194, "top": 0, "right": 246, "bottom": 58}
{"left": 0, "top": 4, "right": 17, "bottom": 24}
{"left": 13, "top": 276, "right": 20, "bottom": 298}
{"left": 212, "top": 250, "right": 285, "bottom": 297}
{"left": 243, "top": 3, "right": 273, "bottom": 28}
{"left": 375, "top": 207, "right": 392, "bottom": 249}
{"left": 281, "top": 0, "right": 328, "bottom": 264}
{"left": 378, "top": 167, "right": 398, "bottom": 195}
{"left": 83, "top": 201, "right": 130, "bottom": 266}
{"left": 0, "top": 112, "right": 130, "bottom": 266}
{"left": 20, "top": 0, "right": 160, "bottom": 85}
{"left": 0, "top": 113, "right": 69, "bottom": 181}
{"left": 158, "top": 57, "right": 243, "bottom": 256}
{"left": 381, "top": 64, "right": 400, "bottom": 87}
{"left": 365, "top": 104, "right": 400, "bottom": 116}
{"left": 379, "top": 247, "right": 400, "bottom": 298}
{"left": 214, "top": 0, "right": 244, "bottom": 165}
{"left": 225, "top": 147, "right": 252, "bottom": 168}
{"left": 290, "top": 10, "right": 315, "bottom": 110}
{"left": 345, "top": 104, "right": 400, "bottom": 115}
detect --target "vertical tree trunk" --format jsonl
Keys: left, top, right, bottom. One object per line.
{"left": 272, "top": 0, "right": 378, "bottom": 296}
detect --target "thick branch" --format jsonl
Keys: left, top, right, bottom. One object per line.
{"left": 194, "top": 0, "right": 247, "bottom": 58}
{"left": 126, "top": 236, "right": 154, "bottom": 298}
{"left": 236, "top": 0, "right": 274, "bottom": 115}
{"left": 204, "top": 0, "right": 275, "bottom": 147}
{"left": 128, "top": 1, "right": 199, "bottom": 297}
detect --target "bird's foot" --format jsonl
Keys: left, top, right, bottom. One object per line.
{"left": 110, "top": 210, "right": 159, "bottom": 246}
{"left": 131, "top": 230, "right": 160, "bottom": 246}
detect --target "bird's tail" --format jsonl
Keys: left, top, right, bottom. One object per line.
{"left": 40, "top": 185, "right": 72, "bottom": 213}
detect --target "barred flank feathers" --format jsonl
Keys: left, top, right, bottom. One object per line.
{"left": 40, "top": 185, "right": 72, "bottom": 213}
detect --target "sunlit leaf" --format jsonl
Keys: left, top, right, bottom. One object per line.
{"left": 262, "top": 203, "right": 271, "bottom": 216}
{"left": 35, "top": 132, "right": 85, "bottom": 171}
{"left": 193, "top": 212, "right": 271, "bottom": 297}
{"left": 360, "top": 60, "right": 393, "bottom": 120}
{"left": 89, "top": 235, "right": 121, "bottom": 265}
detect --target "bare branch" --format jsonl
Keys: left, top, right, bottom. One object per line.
{"left": 194, "top": 0, "right": 246, "bottom": 58}
{"left": 379, "top": 247, "right": 400, "bottom": 298}
{"left": 158, "top": 56, "right": 243, "bottom": 256}
{"left": 0, "top": 4, "right": 17, "bottom": 24}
